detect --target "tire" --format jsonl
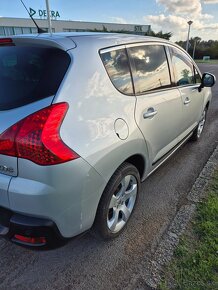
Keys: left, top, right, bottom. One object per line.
{"left": 93, "top": 162, "right": 141, "bottom": 240}
{"left": 191, "top": 108, "right": 207, "bottom": 142}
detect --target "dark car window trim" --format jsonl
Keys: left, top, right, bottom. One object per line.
{"left": 99, "top": 41, "right": 202, "bottom": 96}
{"left": 125, "top": 47, "right": 136, "bottom": 95}
{"left": 100, "top": 40, "right": 169, "bottom": 54}
{"left": 134, "top": 85, "right": 180, "bottom": 97}
{"left": 165, "top": 45, "right": 176, "bottom": 86}
{"left": 193, "top": 66, "right": 202, "bottom": 84}
{"left": 100, "top": 41, "right": 194, "bottom": 64}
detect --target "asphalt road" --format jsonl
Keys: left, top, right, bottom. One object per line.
{"left": 0, "top": 64, "right": 218, "bottom": 290}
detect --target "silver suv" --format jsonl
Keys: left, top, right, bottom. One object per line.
{"left": 0, "top": 33, "right": 215, "bottom": 247}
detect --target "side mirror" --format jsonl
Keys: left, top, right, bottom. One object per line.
{"left": 198, "top": 72, "right": 216, "bottom": 92}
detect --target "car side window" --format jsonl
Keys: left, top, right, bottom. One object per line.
{"left": 128, "top": 44, "right": 171, "bottom": 94}
{"left": 100, "top": 48, "right": 134, "bottom": 95}
{"left": 171, "top": 48, "right": 195, "bottom": 86}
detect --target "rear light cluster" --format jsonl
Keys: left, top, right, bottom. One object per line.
{"left": 14, "top": 235, "right": 47, "bottom": 246}
{"left": 0, "top": 38, "right": 14, "bottom": 46}
{"left": 0, "top": 103, "right": 79, "bottom": 165}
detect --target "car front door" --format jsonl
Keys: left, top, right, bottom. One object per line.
{"left": 169, "top": 46, "right": 204, "bottom": 139}
{"left": 127, "top": 44, "right": 184, "bottom": 165}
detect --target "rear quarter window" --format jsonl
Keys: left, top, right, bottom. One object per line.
{"left": 100, "top": 48, "right": 134, "bottom": 95}
{"left": 0, "top": 46, "right": 70, "bottom": 110}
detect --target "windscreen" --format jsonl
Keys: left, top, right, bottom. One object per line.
{"left": 0, "top": 46, "right": 70, "bottom": 110}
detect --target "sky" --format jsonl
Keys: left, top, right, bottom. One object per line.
{"left": 1, "top": 0, "right": 218, "bottom": 41}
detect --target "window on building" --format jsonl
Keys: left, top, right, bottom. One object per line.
{"left": 31, "top": 27, "right": 38, "bottom": 34}
{"left": 0, "top": 27, "right": 5, "bottom": 36}
{"left": 128, "top": 45, "right": 171, "bottom": 94}
{"left": 0, "top": 26, "right": 53, "bottom": 36}
{"left": 4, "top": 27, "right": 14, "bottom": 36}
{"left": 22, "top": 27, "right": 31, "bottom": 34}
{"left": 41, "top": 28, "right": 55, "bottom": 33}
{"left": 101, "top": 48, "right": 134, "bottom": 95}
{"left": 14, "top": 27, "right": 23, "bottom": 35}
{"left": 63, "top": 28, "right": 75, "bottom": 32}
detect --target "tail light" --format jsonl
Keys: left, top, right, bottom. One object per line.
{"left": 14, "top": 235, "right": 46, "bottom": 246}
{"left": 0, "top": 102, "right": 79, "bottom": 165}
{"left": 0, "top": 38, "right": 14, "bottom": 46}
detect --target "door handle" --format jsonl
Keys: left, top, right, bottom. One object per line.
{"left": 184, "top": 97, "right": 191, "bottom": 105}
{"left": 143, "top": 108, "right": 158, "bottom": 119}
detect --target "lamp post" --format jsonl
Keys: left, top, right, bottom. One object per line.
{"left": 186, "top": 20, "right": 193, "bottom": 52}
{"left": 45, "top": 0, "right": 52, "bottom": 35}
{"left": 192, "top": 39, "right": 197, "bottom": 59}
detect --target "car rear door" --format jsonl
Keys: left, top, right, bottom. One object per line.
{"left": 169, "top": 46, "right": 204, "bottom": 139}
{"left": 127, "top": 43, "right": 184, "bottom": 165}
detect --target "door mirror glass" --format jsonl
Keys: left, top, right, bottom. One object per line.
{"left": 202, "top": 73, "right": 216, "bottom": 87}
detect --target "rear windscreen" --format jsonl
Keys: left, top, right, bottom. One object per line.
{"left": 0, "top": 46, "right": 71, "bottom": 110}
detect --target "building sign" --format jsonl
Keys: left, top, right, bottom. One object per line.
{"left": 29, "top": 7, "right": 60, "bottom": 19}
{"left": 134, "top": 25, "right": 142, "bottom": 32}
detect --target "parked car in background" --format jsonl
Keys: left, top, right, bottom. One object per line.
{"left": 0, "top": 33, "right": 215, "bottom": 247}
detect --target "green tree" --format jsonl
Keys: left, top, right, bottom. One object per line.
{"left": 146, "top": 30, "right": 173, "bottom": 40}
{"left": 102, "top": 25, "right": 108, "bottom": 32}
{"left": 176, "top": 38, "right": 218, "bottom": 59}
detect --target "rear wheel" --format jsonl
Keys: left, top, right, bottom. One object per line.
{"left": 93, "top": 162, "right": 140, "bottom": 239}
{"left": 191, "top": 108, "right": 207, "bottom": 141}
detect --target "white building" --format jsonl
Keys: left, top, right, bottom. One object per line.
{"left": 0, "top": 17, "right": 151, "bottom": 36}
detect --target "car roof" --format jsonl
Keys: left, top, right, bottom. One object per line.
{"left": 10, "top": 32, "right": 170, "bottom": 50}
{"left": 12, "top": 31, "right": 164, "bottom": 42}
{"left": 68, "top": 32, "right": 170, "bottom": 48}
{"left": 7, "top": 32, "right": 192, "bottom": 62}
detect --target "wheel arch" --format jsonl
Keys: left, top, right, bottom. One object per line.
{"left": 124, "top": 154, "right": 146, "bottom": 180}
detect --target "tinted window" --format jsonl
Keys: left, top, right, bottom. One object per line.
{"left": 101, "top": 49, "right": 133, "bottom": 95}
{"left": 0, "top": 46, "right": 70, "bottom": 110}
{"left": 128, "top": 45, "right": 171, "bottom": 94}
{"left": 171, "top": 48, "right": 194, "bottom": 86}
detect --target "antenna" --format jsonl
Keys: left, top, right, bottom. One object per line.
{"left": 20, "top": 0, "right": 46, "bottom": 34}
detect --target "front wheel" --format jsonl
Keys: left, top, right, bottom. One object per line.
{"left": 93, "top": 162, "right": 140, "bottom": 240}
{"left": 191, "top": 108, "right": 207, "bottom": 141}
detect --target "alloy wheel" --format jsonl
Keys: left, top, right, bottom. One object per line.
{"left": 107, "top": 175, "right": 138, "bottom": 233}
{"left": 197, "top": 110, "right": 206, "bottom": 138}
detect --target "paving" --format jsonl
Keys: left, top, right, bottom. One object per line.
{"left": 0, "top": 63, "right": 218, "bottom": 290}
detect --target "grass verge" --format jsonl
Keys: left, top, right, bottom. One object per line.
{"left": 160, "top": 169, "right": 218, "bottom": 290}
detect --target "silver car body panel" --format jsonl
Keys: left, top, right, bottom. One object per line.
{"left": 0, "top": 173, "right": 11, "bottom": 208}
{"left": 9, "top": 158, "right": 105, "bottom": 237}
{"left": 0, "top": 33, "right": 213, "bottom": 238}
{"left": 54, "top": 39, "right": 149, "bottom": 183}
{"left": 134, "top": 88, "right": 184, "bottom": 165}
{"left": 11, "top": 34, "right": 77, "bottom": 50}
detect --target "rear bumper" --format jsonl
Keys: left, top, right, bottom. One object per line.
{"left": 0, "top": 206, "right": 66, "bottom": 248}
{"left": 0, "top": 158, "right": 106, "bottom": 239}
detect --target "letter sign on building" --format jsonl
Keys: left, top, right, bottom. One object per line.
{"left": 134, "top": 25, "right": 142, "bottom": 32}
{"left": 29, "top": 7, "right": 60, "bottom": 19}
